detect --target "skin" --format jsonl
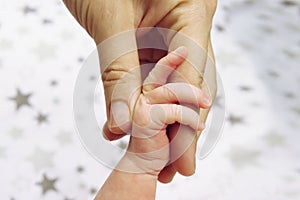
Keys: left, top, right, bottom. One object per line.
{"left": 63, "top": 0, "right": 217, "bottom": 184}
{"left": 95, "top": 47, "right": 211, "bottom": 200}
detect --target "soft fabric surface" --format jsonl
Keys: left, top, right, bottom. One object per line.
{"left": 0, "top": 0, "right": 299, "bottom": 199}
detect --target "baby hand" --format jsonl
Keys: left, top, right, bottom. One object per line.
{"left": 118, "top": 47, "right": 212, "bottom": 175}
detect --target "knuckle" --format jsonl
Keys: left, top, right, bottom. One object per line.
{"left": 164, "top": 55, "right": 175, "bottom": 67}
{"left": 189, "top": 84, "right": 201, "bottom": 104}
{"left": 101, "top": 64, "right": 131, "bottom": 87}
{"left": 172, "top": 105, "right": 181, "bottom": 119}
{"left": 163, "top": 86, "right": 175, "bottom": 101}
{"left": 200, "top": 0, "right": 217, "bottom": 19}
{"left": 107, "top": 118, "right": 126, "bottom": 134}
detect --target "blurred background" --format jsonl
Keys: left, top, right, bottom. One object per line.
{"left": 0, "top": 0, "right": 299, "bottom": 199}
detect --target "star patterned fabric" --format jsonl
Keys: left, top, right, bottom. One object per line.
{"left": 0, "top": 0, "right": 300, "bottom": 199}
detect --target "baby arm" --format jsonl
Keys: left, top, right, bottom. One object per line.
{"left": 95, "top": 47, "right": 211, "bottom": 200}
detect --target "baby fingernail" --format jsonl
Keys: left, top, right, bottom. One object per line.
{"left": 203, "top": 97, "right": 211, "bottom": 106}
{"left": 173, "top": 46, "right": 187, "bottom": 55}
{"left": 200, "top": 121, "right": 206, "bottom": 130}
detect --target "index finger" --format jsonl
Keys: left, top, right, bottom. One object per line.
{"left": 142, "top": 46, "right": 188, "bottom": 92}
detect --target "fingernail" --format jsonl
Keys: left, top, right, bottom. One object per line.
{"left": 197, "top": 121, "right": 205, "bottom": 130}
{"left": 111, "top": 101, "right": 130, "bottom": 127}
{"left": 203, "top": 97, "right": 212, "bottom": 106}
{"left": 201, "top": 121, "right": 206, "bottom": 130}
{"left": 173, "top": 46, "right": 187, "bottom": 56}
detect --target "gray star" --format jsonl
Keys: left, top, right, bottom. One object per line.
{"left": 78, "top": 57, "right": 84, "bottom": 62}
{"left": 239, "top": 85, "right": 252, "bottom": 91}
{"left": 50, "top": 80, "right": 58, "bottom": 87}
{"left": 117, "top": 140, "right": 128, "bottom": 150}
{"left": 258, "top": 13, "right": 270, "bottom": 20}
{"left": 8, "top": 127, "right": 23, "bottom": 139}
{"left": 215, "top": 24, "right": 225, "bottom": 32}
{"left": 90, "top": 188, "right": 97, "bottom": 194}
{"left": 9, "top": 89, "right": 32, "bottom": 110}
{"left": 77, "top": 166, "right": 84, "bottom": 173}
{"left": 42, "top": 18, "right": 53, "bottom": 24}
{"left": 291, "top": 107, "right": 300, "bottom": 116}
{"left": 228, "top": 114, "right": 244, "bottom": 125}
{"left": 244, "top": 0, "right": 255, "bottom": 5}
{"left": 284, "top": 92, "right": 296, "bottom": 99}
{"left": 23, "top": 5, "right": 37, "bottom": 15}
{"left": 27, "top": 147, "right": 54, "bottom": 171}
{"left": 89, "top": 75, "right": 97, "bottom": 82}
{"left": 32, "top": 42, "right": 56, "bottom": 60}
{"left": 56, "top": 131, "right": 73, "bottom": 145}
{"left": 36, "top": 113, "right": 48, "bottom": 125}
{"left": 227, "top": 146, "right": 261, "bottom": 168}
{"left": 260, "top": 25, "right": 275, "bottom": 34}
{"left": 281, "top": 0, "right": 298, "bottom": 6}
{"left": 283, "top": 49, "right": 297, "bottom": 59}
{"left": 268, "top": 70, "right": 279, "bottom": 78}
{"left": 36, "top": 174, "right": 58, "bottom": 195}
{"left": 263, "top": 132, "right": 285, "bottom": 147}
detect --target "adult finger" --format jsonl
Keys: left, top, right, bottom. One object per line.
{"left": 64, "top": 0, "right": 142, "bottom": 137}
{"left": 102, "top": 122, "right": 127, "bottom": 141}
{"left": 154, "top": 0, "right": 217, "bottom": 176}
{"left": 168, "top": 37, "right": 217, "bottom": 176}
{"left": 101, "top": 52, "right": 141, "bottom": 135}
{"left": 157, "top": 164, "right": 177, "bottom": 183}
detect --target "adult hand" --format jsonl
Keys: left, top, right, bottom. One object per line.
{"left": 63, "top": 0, "right": 217, "bottom": 182}
{"left": 94, "top": 47, "right": 211, "bottom": 200}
